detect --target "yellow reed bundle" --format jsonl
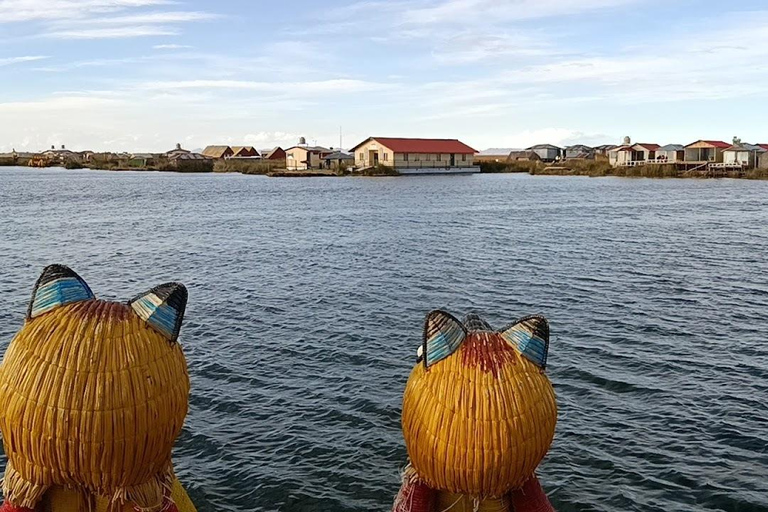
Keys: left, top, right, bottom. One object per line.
{"left": 0, "top": 299, "right": 189, "bottom": 507}
{"left": 436, "top": 491, "right": 511, "bottom": 512}
{"left": 402, "top": 330, "right": 557, "bottom": 499}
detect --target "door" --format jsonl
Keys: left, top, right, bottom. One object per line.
{"left": 450, "top": 154, "right": 455, "bottom": 166}
{"left": 370, "top": 150, "right": 378, "bottom": 166}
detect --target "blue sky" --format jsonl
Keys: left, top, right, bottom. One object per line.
{"left": 2, "top": 0, "right": 768, "bottom": 152}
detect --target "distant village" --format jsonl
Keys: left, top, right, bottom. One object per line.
{"left": 1, "top": 135, "right": 767, "bottom": 177}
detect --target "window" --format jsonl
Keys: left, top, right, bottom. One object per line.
{"left": 426, "top": 154, "right": 431, "bottom": 161}
{"left": 383, "top": 153, "right": 388, "bottom": 161}
{"left": 359, "top": 153, "right": 364, "bottom": 160}
{"left": 287, "top": 153, "right": 294, "bottom": 159}
{"left": 437, "top": 154, "right": 442, "bottom": 161}
{"left": 462, "top": 154, "right": 466, "bottom": 162}
{"left": 404, "top": 153, "right": 409, "bottom": 161}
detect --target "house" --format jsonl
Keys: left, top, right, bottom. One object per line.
{"left": 166, "top": 143, "right": 192, "bottom": 159}
{"left": 607, "top": 143, "right": 660, "bottom": 166}
{"left": 476, "top": 148, "right": 517, "bottom": 163}
{"left": 42, "top": 145, "right": 80, "bottom": 165}
{"left": 507, "top": 150, "right": 541, "bottom": 162}
{"left": 594, "top": 144, "right": 617, "bottom": 156}
{"left": 684, "top": 140, "right": 730, "bottom": 163}
{"left": 231, "top": 146, "right": 259, "bottom": 158}
{"left": 350, "top": 137, "right": 477, "bottom": 174}
{"left": 285, "top": 144, "right": 333, "bottom": 170}
{"left": 129, "top": 153, "right": 161, "bottom": 167}
{"left": 723, "top": 143, "right": 768, "bottom": 169}
{"left": 323, "top": 151, "right": 354, "bottom": 170}
{"left": 202, "top": 146, "right": 234, "bottom": 159}
{"left": 526, "top": 144, "right": 562, "bottom": 162}
{"left": 656, "top": 144, "right": 685, "bottom": 163}
{"left": 564, "top": 145, "right": 595, "bottom": 160}
{"left": 260, "top": 147, "right": 286, "bottom": 161}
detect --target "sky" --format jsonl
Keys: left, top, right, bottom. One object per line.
{"left": 1, "top": 0, "right": 768, "bottom": 152}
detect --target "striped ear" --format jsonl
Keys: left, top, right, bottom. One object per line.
{"left": 420, "top": 310, "right": 467, "bottom": 368}
{"left": 128, "top": 283, "right": 188, "bottom": 343}
{"left": 27, "top": 264, "right": 95, "bottom": 320}
{"left": 499, "top": 315, "right": 550, "bottom": 369}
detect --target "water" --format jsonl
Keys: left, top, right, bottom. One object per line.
{"left": 1, "top": 167, "right": 767, "bottom": 512}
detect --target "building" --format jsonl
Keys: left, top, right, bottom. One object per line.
{"left": 526, "top": 144, "right": 562, "bottom": 162}
{"left": 323, "top": 151, "right": 355, "bottom": 170}
{"left": 42, "top": 145, "right": 79, "bottom": 164}
{"left": 475, "top": 148, "right": 517, "bottom": 163}
{"left": 684, "top": 140, "right": 730, "bottom": 163}
{"left": 607, "top": 143, "right": 660, "bottom": 166}
{"left": 656, "top": 144, "right": 685, "bottom": 163}
{"left": 166, "top": 143, "right": 192, "bottom": 159}
{"left": 564, "top": 145, "right": 595, "bottom": 160}
{"left": 202, "top": 146, "right": 234, "bottom": 159}
{"left": 285, "top": 142, "right": 333, "bottom": 170}
{"left": 507, "top": 150, "right": 541, "bottom": 162}
{"left": 594, "top": 144, "right": 617, "bottom": 156}
{"left": 260, "top": 147, "right": 286, "bottom": 161}
{"left": 350, "top": 137, "right": 477, "bottom": 174}
{"left": 723, "top": 143, "right": 768, "bottom": 169}
{"left": 231, "top": 146, "right": 259, "bottom": 158}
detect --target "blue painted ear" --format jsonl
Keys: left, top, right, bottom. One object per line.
{"left": 128, "top": 283, "right": 188, "bottom": 343}
{"left": 420, "top": 310, "right": 467, "bottom": 368}
{"left": 27, "top": 264, "right": 95, "bottom": 319}
{"left": 499, "top": 315, "right": 550, "bottom": 369}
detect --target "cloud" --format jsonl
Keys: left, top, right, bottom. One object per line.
{"left": 402, "top": 0, "right": 641, "bottom": 24}
{"left": 0, "top": 55, "right": 48, "bottom": 66}
{"left": 65, "top": 10, "right": 219, "bottom": 24}
{"left": 0, "top": 0, "right": 173, "bottom": 23}
{"left": 0, "top": 95, "right": 124, "bottom": 113}
{"left": 137, "top": 79, "right": 397, "bottom": 95}
{"left": 45, "top": 26, "right": 180, "bottom": 39}
{"left": 153, "top": 44, "right": 194, "bottom": 50}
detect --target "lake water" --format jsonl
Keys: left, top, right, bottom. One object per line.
{"left": 0, "top": 167, "right": 767, "bottom": 512}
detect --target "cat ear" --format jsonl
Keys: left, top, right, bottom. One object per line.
{"left": 128, "top": 283, "right": 188, "bottom": 343}
{"left": 499, "top": 315, "right": 550, "bottom": 369}
{"left": 421, "top": 310, "right": 467, "bottom": 368}
{"left": 27, "top": 264, "right": 95, "bottom": 320}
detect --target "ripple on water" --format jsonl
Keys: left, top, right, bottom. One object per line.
{"left": 0, "top": 169, "right": 767, "bottom": 511}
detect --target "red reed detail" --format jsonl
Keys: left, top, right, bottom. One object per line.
{"left": 0, "top": 502, "right": 34, "bottom": 512}
{"left": 460, "top": 332, "right": 517, "bottom": 377}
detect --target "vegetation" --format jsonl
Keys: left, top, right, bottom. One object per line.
{"left": 63, "top": 160, "right": 84, "bottom": 169}
{"left": 478, "top": 161, "right": 537, "bottom": 173}
{"left": 358, "top": 164, "right": 399, "bottom": 176}
{"left": 214, "top": 159, "right": 284, "bottom": 175}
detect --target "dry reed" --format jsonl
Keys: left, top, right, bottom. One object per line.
{"left": 401, "top": 331, "right": 556, "bottom": 498}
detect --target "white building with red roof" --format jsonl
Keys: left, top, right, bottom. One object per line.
{"left": 350, "top": 137, "right": 477, "bottom": 174}
{"left": 684, "top": 140, "right": 731, "bottom": 163}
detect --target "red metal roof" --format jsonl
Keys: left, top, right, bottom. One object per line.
{"left": 758, "top": 144, "right": 768, "bottom": 151}
{"left": 353, "top": 137, "right": 477, "bottom": 154}
{"left": 685, "top": 140, "right": 731, "bottom": 149}
{"left": 634, "top": 143, "right": 661, "bottom": 151}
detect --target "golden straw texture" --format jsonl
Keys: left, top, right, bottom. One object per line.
{"left": 436, "top": 491, "right": 511, "bottom": 512}
{"left": 402, "top": 331, "right": 557, "bottom": 498}
{"left": 0, "top": 300, "right": 190, "bottom": 504}
{"left": 42, "top": 476, "right": 197, "bottom": 512}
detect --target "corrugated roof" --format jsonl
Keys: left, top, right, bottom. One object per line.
{"left": 526, "top": 144, "right": 562, "bottom": 150}
{"left": 758, "top": 144, "right": 768, "bottom": 151}
{"left": 726, "top": 143, "right": 767, "bottom": 152}
{"left": 658, "top": 144, "right": 684, "bottom": 151}
{"left": 352, "top": 137, "right": 477, "bottom": 154}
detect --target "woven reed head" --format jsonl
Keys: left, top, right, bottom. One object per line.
{"left": 0, "top": 265, "right": 190, "bottom": 503}
{"left": 403, "top": 310, "right": 557, "bottom": 498}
